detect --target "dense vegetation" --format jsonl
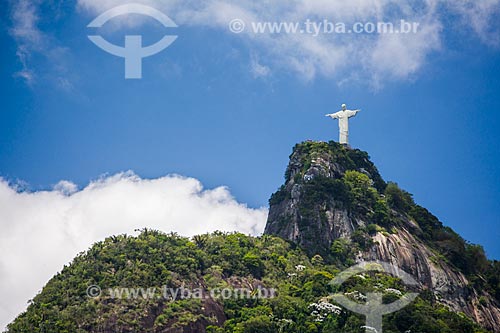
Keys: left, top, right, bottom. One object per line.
{"left": 271, "top": 141, "right": 500, "bottom": 305}
{"left": 6, "top": 231, "right": 490, "bottom": 333}
{"left": 284, "top": 141, "right": 386, "bottom": 192}
{"left": 7, "top": 140, "right": 499, "bottom": 332}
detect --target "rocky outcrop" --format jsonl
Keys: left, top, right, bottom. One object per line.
{"left": 264, "top": 140, "right": 500, "bottom": 331}
{"left": 265, "top": 140, "right": 380, "bottom": 255}
{"left": 367, "top": 227, "right": 500, "bottom": 330}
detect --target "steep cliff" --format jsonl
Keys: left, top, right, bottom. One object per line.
{"left": 265, "top": 140, "right": 500, "bottom": 331}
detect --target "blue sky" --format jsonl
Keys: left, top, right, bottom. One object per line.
{"left": 1, "top": 2, "right": 500, "bottom": 256}
{"left": 1, "top": 1, "right": 500, "bottom": 328}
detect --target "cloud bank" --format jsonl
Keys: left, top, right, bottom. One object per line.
{"left": 0, "top": 173, "right": 267, "bottom": 330}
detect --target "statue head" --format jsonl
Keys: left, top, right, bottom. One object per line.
{"left": 341, "top": 104, "right": 347, "bottom": 111}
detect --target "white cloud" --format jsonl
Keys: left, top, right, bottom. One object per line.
{"left": 8, "top": 0, "right": 42, "bottom": 85}
{"left": 8, "top": 0, "right": 73, "bottom": 87}
{"left": 250, "top": 56, "right": 271, "bottom": 78}
{"left": 449, "top": 0, "right": 500, "bottom": 46}
{"left": 74, "top": 0, "right": 500, "bottom": 85}
{"left": 8, "top": 0, "right": 500, "bottom": 86}
{"left": 0, "top": 172, "right": 268, "bottom": 330}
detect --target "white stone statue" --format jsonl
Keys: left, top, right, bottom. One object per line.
{"left": 325, "top": 104, "right": 361, "bottom": 145}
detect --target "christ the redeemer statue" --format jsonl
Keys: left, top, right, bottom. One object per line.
{"left": 326, "top": 104, "right": 360, "bottom": 145}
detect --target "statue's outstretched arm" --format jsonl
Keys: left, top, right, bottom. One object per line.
{"left": 346, "top": 109, "right": 360, "bottom": 117}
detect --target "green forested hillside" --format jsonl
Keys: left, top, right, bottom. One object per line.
{"left": 6, "top": 230, "right": 492, "bottom": 333}
{"left": 6, "top": 141, "right": 500, "bottom": 332}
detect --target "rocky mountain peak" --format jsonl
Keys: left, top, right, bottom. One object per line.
{"left": 265, "top": 140, "right": 386, "bottom": 255}
{"left": 264, "top": 140, "right": 500, "bottom": 331}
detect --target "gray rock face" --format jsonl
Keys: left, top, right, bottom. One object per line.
{"left": 368, "top": 227, "right": 500, "bottom": 330}
{"left": 265, "top": 141, "right": 377, "bottom": 254}
{"left": 264, "top": 141, "right": 500, "bottom": 331}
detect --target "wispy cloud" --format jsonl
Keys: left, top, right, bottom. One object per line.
{"left": 8, "top": 0, "right": 73, "bottom": 88}
{"left": 9, "top": 0, "right": 499, "bottom": 87}
{"left": 449, "top": 0, "right": 500, "bottom": 47}
{"left": 75, "top": 0, "right": 499, "bottom": 86}
{"left": 250, "top": 55, "right": 271, "bottom": 78}
{"left": 0, "top": 173, "right": 267, "bottom": 330}
{"left": 8, "top": 0, "right": 42, "bottom": 85}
